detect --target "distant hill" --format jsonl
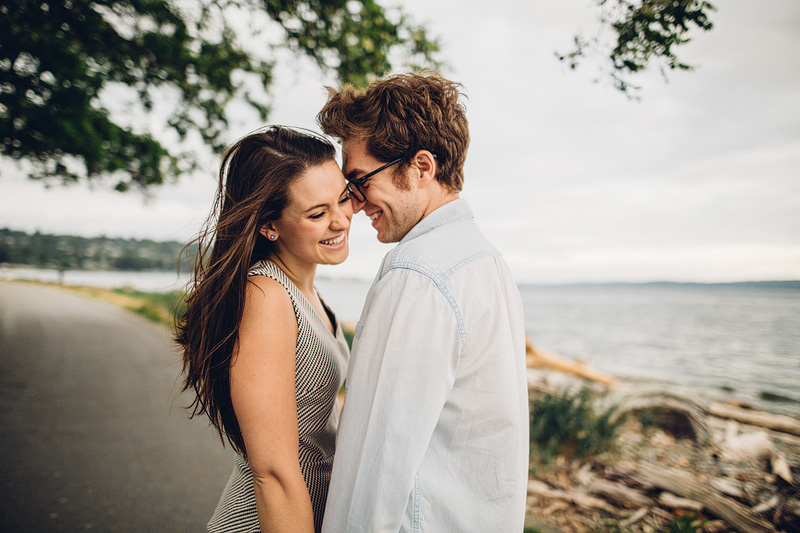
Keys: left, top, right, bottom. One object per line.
{"left": 639, "top": 280, "right": 800, "bottom": 290}
{"left": 0, "top": 228, "right": 195, "bottom": 271}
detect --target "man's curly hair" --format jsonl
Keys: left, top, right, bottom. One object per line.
{"left": 317, "top": 70, "right": 470, "bottom": 192}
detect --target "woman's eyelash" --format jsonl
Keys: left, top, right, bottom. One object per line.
{"left": 310, "top": 195, "right": 349, "bottom": 219}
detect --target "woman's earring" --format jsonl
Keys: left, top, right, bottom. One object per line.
{"left": 269, "top": 235, "right": 277, "bottom": 240}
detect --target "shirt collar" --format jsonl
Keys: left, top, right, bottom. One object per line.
{"left": 400, "top": 198, "right": 474, "bottom": 244}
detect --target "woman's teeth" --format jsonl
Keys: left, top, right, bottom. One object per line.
{"left": 321, "top": 234, "right": 344, "bottom": 246}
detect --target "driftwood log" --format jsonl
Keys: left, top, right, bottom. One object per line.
{"left": 616, "top": 461, "right": 775, "bottom": 533}
{"left": 527, "top": 480, "right": 621, "bottom": 515}
{"left": 709, "top": 402, "right": 800, "bottom": 437}
{"left": 526, "top": 338, "right": 613, "bottom": 385}
{"left": 608, "top": 389, "right": 710, "bottom": 443}
{"left": 574, "top": 464, "right": 654, "bottom": 508}
{"left": 771, "top": 450, "right": 793, "bottom": 484}
{"left": 618, "top": 507, "right": 649, "bottom": 528}
{"left": 658, "top": 491, "right": 704, "bottom": 512}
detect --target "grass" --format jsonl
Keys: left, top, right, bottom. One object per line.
{"left": 662, "top": 514, "right": 705, "bottom": 532}
{"left": 110, "top": 287, "right": 185, "bottom": 325}
{"left": 58, "top": 284, "right": 184, "bottom": 327}
{"left": 529, "top": 387, "right": 623, "bottom": 471}
{"left": 635, "top": 407, "right": 660, "bottom": 431}
{"left": 341, "top": 325, "right": 354, "bottom": 349}
{"left": 58, "top": 283, "right": 357, "bottom": 345}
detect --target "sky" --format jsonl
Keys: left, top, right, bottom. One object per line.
{"left": 2, "top": 0, "right": 798, "bottom": 284}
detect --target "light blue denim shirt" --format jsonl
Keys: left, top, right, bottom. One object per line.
{"left": 322, "top": 199, "right": 529, "bottom": 532}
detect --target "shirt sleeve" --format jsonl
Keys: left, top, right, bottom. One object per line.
{"left": 322, "top": 268, "right": 462, "bottom": 532}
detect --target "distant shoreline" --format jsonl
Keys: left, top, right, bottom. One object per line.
{"left": 519, "top": 280, "right": 800, "bottom": 290}
{"left": 3, "top": 265, "right": 799, "bottom": 290}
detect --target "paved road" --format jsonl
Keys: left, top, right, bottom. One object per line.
{"left": 0, "top": 282, "right": 234, "bottom": 531}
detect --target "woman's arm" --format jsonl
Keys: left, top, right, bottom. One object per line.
{"left": 230, "top": 275, "right": 314, "bottom": 532}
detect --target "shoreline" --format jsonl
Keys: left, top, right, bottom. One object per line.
{"left": 4, "top": 264, "right": 800, "bottom": 289}
{"left": 526, "top": 337, "right": 800, "bottom": 421}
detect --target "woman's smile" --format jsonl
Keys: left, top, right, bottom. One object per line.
{"left": 320, "top": 233, "right": 347, "bottom": 248}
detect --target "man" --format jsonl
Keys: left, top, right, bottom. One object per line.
{"left": 318, "top": 71, "right": 529, "bottom": 532}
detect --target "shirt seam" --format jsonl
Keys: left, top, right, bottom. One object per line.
{"left": 413, "top": 470, "right": 421, "bottom": 532}
{"left": 384, "top": 261, "right": 467, "bottom": 343}
{"left": 385, "top": 250, "right": 496, "bottom": 345}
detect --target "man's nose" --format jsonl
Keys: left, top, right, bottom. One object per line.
{"left": 350, "top": 195, "right": 366, "bottom": 213}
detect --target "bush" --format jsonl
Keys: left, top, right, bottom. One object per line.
{"left": 529, "top": 387, "right": 623, "bottom": 469}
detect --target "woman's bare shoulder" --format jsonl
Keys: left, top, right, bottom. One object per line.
{"left": 239, "top": 275, "right": 296, "bottom": 339}
{"left": 245, "top": 274, "right": 291, "bottom": 306}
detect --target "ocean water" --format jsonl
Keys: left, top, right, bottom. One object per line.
{"left": 0, "top": 267, "right": 191, "bottom": 292}
{"left": 517, "top": 284, "right": 800, "bottom": 417}
{"left": 322, "top": 280, "right": 800, "bottom": 418}
{"left": 4, "top": 268, "right": 798, "bottom": 417}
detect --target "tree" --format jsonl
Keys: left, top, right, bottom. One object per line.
{"left": 558, "top": 0, "right": 715, "bottom": 97}
{"left": 0, "top": 0, "right": 439, "bottom": 191}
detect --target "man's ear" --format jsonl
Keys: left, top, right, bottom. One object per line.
{"left": 412, "top": 150, "right": 438, "bottom": 187}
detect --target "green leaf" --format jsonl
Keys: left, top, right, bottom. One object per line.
{"left": 1, "top": 0, "right": 440, "bottom": 191}
{"left": 557, "top": 0, "right": 715, "bottom": 97}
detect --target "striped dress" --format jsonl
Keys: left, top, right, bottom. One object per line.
{"left": 207, "top": 260, "right": 349, "bottom": 533}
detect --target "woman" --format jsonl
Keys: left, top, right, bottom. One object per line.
{"left": 176, "top": 126, "right": 352, "bottom": 532}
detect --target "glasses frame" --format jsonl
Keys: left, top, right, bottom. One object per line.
{"left": 347, "top": 154, "right": 437, "bottom": 203}
{"left": 347, "top": 158, "right": 402, "bottom": 203}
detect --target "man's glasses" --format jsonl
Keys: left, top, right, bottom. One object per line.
{"left": 347, "top": 158, "right": 402, "bottom": 203}
{"left": 347, "top": 154, "right": 437, "bottom": 203}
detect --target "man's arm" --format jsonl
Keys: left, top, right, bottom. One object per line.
{"left": 323, "top": 269, "right": 461, "bottom": 532}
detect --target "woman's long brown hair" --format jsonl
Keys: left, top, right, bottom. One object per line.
{"left": 175, "top": 126, "right": 335, "bottom": 456}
